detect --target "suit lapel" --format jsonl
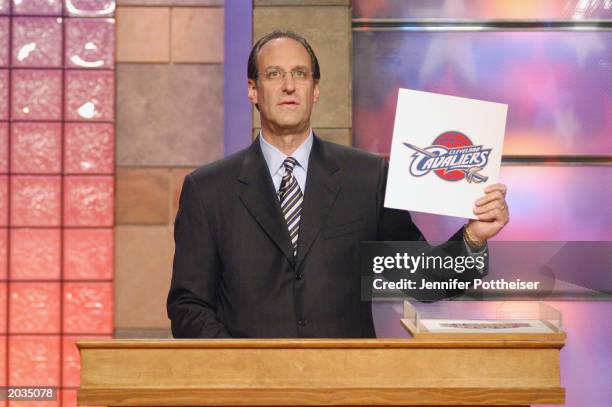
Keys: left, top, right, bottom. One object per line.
{"left": 295, "top": 136, "right": 340, "bottom": 269}
{"left": 238, "top": 140, "right": 296, "bottom": 265}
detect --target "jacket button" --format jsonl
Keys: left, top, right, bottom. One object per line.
{"left": 295, "top": 273, "right": 302, "bottom": 280}
{"left": 298, "top": 319, "right": 307, "bottom": 327}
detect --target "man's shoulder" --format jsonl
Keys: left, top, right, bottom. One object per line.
{"left": 318, "top": 138, "right": 384, "bottom": 170}
{"left": 187, "top": 148, "right": 248, "bottom": 185}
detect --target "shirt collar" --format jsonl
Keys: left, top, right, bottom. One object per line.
{"left": 259, "top": 130, "right": 313, "bottom": 177}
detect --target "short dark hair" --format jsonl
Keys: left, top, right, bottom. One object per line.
{"left": 248, "top": 31, "right": 321, "bottom": 81}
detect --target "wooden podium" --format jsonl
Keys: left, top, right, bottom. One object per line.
{"left": 78, "top": 337, "right": 564, "bottom": 406}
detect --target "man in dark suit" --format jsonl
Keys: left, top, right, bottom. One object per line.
{"left": 167, "top": 31, "right": 510, "bottom": 338}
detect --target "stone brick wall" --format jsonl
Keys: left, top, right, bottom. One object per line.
{"left": 114, "top": 0, "right": 224, "bottom": 336}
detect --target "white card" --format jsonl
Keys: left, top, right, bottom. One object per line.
{"left": 384, "top": 88, "right": 507, "bottom": 219}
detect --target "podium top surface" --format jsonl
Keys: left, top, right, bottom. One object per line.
{"left": 77, "top": 337, "right": 565, "bottom": 349}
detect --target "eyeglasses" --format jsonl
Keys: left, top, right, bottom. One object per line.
{"left": 260, "top": 67, "right": 313, "bottom": 83}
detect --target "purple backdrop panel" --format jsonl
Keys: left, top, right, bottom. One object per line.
{"left": 353, "top": 31, "right": 612, "bottom": 156}
{"left": 12, "top": 17, "right": 63, "bottom": 68}
{"left": 353, "top": 0, "right": 612, "bottom": 20}
{"left": 224, "top": 0, "right": 253, "bottom": 155}
{"left": 0, "top": 0, "right": 8, "bottom": 15}
{"left": 409, "top": 165, "right": 612, "bottom": 241}
{"left": 65, "top": 18, "right": 115, "bottom": 69}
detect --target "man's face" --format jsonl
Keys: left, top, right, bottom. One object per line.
{"left": 248, "top": 38, "right": 320, "bottom": 134}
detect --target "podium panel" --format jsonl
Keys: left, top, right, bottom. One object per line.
{"left": 78, "top": 338, "right": 564, "bottom": 406}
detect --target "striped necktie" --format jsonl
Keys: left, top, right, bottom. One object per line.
{"left": 278, "top": 157, "right": 303, "bottom": 256}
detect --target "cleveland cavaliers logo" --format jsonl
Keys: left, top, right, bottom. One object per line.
{"left": 404, "top": 131, "right": 491, "bottom": 183}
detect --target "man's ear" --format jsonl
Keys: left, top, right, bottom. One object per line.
{"left": 313, "top": 80, "right": 320, "bottom": 103}
{"left": 247, "top": 79, "right": 258, "bottom": 104}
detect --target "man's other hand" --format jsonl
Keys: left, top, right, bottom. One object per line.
{"left": 468, "top": 183, "right": 510, "bottom": 242}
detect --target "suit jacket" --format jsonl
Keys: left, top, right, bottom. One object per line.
{"left": 167, "top": 135, "right": 484, "bottom": 338}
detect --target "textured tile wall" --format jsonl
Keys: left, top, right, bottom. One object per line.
{"left": 116, "top": 168, "right": 169, "bottom": 224}
{"left": 116, "top": 7, "right": 170, "bottom": 63}
{"left": 115, "top": 225, "right": 173, "bottom": 327}
{"left": 0, "top": 0, "right": 116, "bottom": 402}
{"left": 114, "top": 2, "right": 224, "bottom": 334}
{"left": 116, "top": 64, "right": 223, "bottom": 166}
{"left": 171, "top": 7, "right": 224, "bottom": 63}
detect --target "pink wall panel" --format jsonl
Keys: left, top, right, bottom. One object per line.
{"left": 61, "top": 390, "right": 77, "bottom": 407}
{"left": 0, "top": 122, "right": 7, "bottom": 172}
{"left": 9, "top": 335, "right": 60, "bottom": 386}
{"left": 0, "top": 176, "right": 6, "bottom": 226}
{"left": 65, "top": 0, "right": 116, "bottom": 17}
{"left": 64, "top": 176, "right": 113, "bottom": 226}
{"left": 63, "top": 282, "right": 113, "bottom": 334}
{"left": 0, "top": 335, "right": 5, "bottom": 386}
{"left": 0, "top": 17, "right": 7, "bottom": 67}
{"left": 10, "top": 176, "right": 61, "bottom": 226}
{"left": 12, "top": 17, "right": 63, "bottom": 68}
{"left": 63, "top": 229, "right": 113, "bottom": 280}
{"left": 63, "top": 176, "right": 113, "bottom": 226}
{"left": 62, "top": 337, "right": 82, "bottom": 388}
{"left": 64, "top": 123, "right": 114, "bottom": 174}
{"left": 65, "top": 18, "right": 115, "bottom": 69}
{"left": 10, "top": 228, "right": 61, "bottom": 280}
{"left": 12, "top": 70, "right": 62, "bottom": 120}
{"left": 0, "top": 70, "right": 7, "bottom": 120}
{"left": 12, "top": 0, "right": 62, "bottom": 16}
{"left": 11, "top": 122, "right": 62, "bottom": 174}
{"left": 0, "top": 283, "right": 6, "bottom": 331}
{"left": 10, "top": 400, "right": 59, "bottom": 407}
{"left": 65, "top": 70, "right": 114, "bottom": 121}
{"left": 9, "top": 283, "right": 61, "bottom": 333}
{"left": 0, "top": 230, "right": 7, "bottom": 279}
{"left": 4, "top": 3, "right": 115, "bottom": 401}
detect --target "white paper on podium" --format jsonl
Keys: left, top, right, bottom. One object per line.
{"left": 384, "top": 88, "right": 508, "bottom": 219}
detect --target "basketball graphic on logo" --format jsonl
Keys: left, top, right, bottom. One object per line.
{"left": 404, "top": 132, "right": 490, "bottom": 184}
{"left": 432, "top": 131, "right": 473, "bottom": 181}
